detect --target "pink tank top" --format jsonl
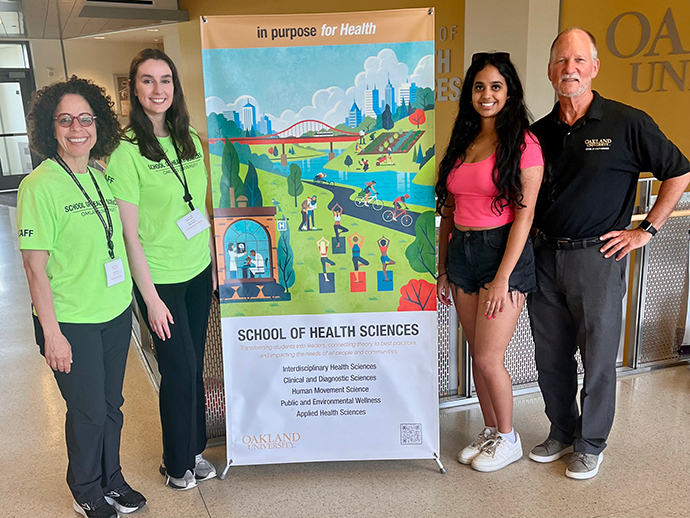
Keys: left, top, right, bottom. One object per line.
{"left": 446, "top": 131, "right": 543, "bottom": 227}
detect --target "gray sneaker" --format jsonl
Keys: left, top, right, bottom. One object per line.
{"left": 565, "top": 452, "right": 603, "bottom": 479}
{"left": 194, "top": 453, "right": 217, "bottom": 481}
{"left": 528, "top": 438, "right": 573, "bottom": 463}
{"left": 166, "top": 469, "right": 197, "bottom": 491}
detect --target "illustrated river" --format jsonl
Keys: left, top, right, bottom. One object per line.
{"left": 272, "top": 149, "right": 435, "bottom": 207}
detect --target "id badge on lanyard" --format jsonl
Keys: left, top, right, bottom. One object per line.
{"left": 176, "top": 208, "right": 210, "bottom": 240}
{"left": 105, "top": 256, "right": 126, "bottom": 287}
{"left": 163, "top": 145, "right": 210, "bottom": 240}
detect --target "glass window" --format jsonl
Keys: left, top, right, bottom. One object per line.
{"left": 0, "top": 43, "right": 28, "bottom": 69}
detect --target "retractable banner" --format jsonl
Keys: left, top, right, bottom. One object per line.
{"left": 200, "top": 9, "right": 438, "bottom": 467}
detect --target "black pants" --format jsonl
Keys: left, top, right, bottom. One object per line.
{"left": 134, "top": 264, "right": 212, "bottom": 478}
{"left": 33, "top": 308, "right": 132, "bottom": 504}
{"left": 527, "top": 237, "right": 626, "bottom": 454}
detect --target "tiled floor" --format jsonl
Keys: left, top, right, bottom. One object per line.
{"left": 2, "top": 203, "right": 690, "bottom": 518}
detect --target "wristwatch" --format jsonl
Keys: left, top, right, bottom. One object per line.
{"left": 639, "top": 219, "right": 658, "bottom": 236}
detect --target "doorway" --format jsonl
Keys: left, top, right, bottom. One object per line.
{"left": 0, "top": 43, "right": 37, "bottom": 191}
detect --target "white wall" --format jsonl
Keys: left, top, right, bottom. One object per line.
{"left": 62, "top": 40, "right": 163, "bottom": 107}
{"left": 29, "top": 39, "right": 68, "bottom": 89}
{"left": 464, "top": 0, "right": 559, "bottom": 120}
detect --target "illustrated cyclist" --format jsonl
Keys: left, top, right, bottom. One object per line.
{"left": 313, "top": 172, "right": 327, "bottom": 182}
{"left": 363, "top": 180, "right": 377, "bottom": 206}
{"left": 392, "top": 193, "right": 410, "bottom": 220}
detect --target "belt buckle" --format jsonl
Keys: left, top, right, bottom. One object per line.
{"left": 556, "top": 239, "right": 570, "bottom": 249}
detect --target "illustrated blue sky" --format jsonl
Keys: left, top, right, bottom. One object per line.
{"left": 202, "top": 41, "right": 434, "bottom": 131}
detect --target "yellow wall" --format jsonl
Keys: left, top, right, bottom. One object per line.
{"left": 177, "top": 0, "right": 464, "bottom": 160}
{"left": 562, "top": 0, "right": 690, "bottom": 159}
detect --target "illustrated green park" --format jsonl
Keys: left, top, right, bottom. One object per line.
{"left": 207, "top": 104, "right": 437, "bottom": 319}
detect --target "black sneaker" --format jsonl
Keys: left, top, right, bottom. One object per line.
{"left": 104, "top": 483, "right": 147, "bottom": 513}
{"left": 72, "top": 498, "right": 117, "bottom": 518}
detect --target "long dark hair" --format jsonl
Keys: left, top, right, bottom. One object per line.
{"left": 27, "top": 76, "right": 121, "bottom": 159}
{"left": 436, "top": 54, "right": 531, "bottom": 216}
{"left": 126, "top": 48, "right": 196, "bottom": 161}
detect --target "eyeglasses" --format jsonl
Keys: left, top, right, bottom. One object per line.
{"left": 471, "top": 52, "right": 511, "bottom": 63}
{"left": 53, "top": 113, "right": 97, "bottom": 128}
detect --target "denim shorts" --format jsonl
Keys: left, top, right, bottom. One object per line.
{"left": 446, "top": 223, "right": 536, "bottom": 295}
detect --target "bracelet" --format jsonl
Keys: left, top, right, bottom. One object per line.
{"left": 436, "top": 272, "right": 448, "bottom": 280}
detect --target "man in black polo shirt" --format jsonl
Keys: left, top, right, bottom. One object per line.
{"left": 527, "top": 27, "right": 690, "bottom": 480}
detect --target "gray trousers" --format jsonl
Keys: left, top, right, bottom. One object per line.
{"left": 527, "top": 236, "right": 626, "bottom": 454}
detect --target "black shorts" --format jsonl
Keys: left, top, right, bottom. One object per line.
{"left": 446, "top": 223, "right": 536, "bottom": 295}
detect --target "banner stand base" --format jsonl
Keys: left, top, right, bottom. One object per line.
{"left": 219, "top": 460, "right": 233, "bottom": 480}
{"left": 220, "top": 455, "right": 444, "bottom": 477}
{"left": 434, "top": 452, "right": 446, "bottom": 474}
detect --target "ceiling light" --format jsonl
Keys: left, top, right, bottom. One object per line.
{"left": 94, "top": 36, "right": 105, "bottom": 40}
{"left": 146, "top": 29, "right": 159, "bottom": 32}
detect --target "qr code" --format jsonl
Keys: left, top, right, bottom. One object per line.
{"left": 400, "top": 423, "right": 422, "bottom": 445}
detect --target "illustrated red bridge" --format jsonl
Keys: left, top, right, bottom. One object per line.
{"left": 208, "top": 120, "right": 363, "bottom": 165}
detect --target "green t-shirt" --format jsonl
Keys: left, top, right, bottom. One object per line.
{"left": 106, "top": 130, "right": 211, "bottom": 284}
{"left": 17, "top": 159, "right": 133, "bottom": 324}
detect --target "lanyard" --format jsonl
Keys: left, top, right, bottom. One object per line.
{"left": 162, "top": 142, "right": 195, "bottom": 212}
{"left": 54, "top": 155, "right": 115, "bottom": 260}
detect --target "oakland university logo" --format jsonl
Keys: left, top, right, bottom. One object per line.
{"left": 242, "top": 432, "right": 301, "bottom": 451}
{"left": 584, "top": 138, "right": 612, "bottom": 151}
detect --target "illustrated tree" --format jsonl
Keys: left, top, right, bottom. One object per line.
{"left": 407, "top": 102, "right": 415, "bottom": 116}
{"left": 420, "top": 145, "right": 436, "bottom": 169}
{"left": 398, "top": 279, "right": 437, "bottom": 311}
{"left": 344, "top": 155, "right": 353, "bottom": 168}
{"left": 395, "top": 100, "right": 408, "bottom": 121}
{"left": 409, "top": 109, "right": 426, "bottom": 129}
{"left": 419, "top": 87, "right": 435, "bottom": 110}
{"left": 273, "top": 146, "right": 279, "bottom": 157}
{"left": 277, "top": 223, "right": 296, "bottom": 293}
{"left": 207, "top": 113, "right": 222, "bottom": 139}
{"left": 242, "top": 161, "right": 263, "bottom": 207}
{"left": 219, "top": 141, "right": 242, "bottom": 208}
{"left": 416, "top": 145, "right": 424, "bottom": 166}
{"left": 381, "top": 104, "right": 394, "bottom": 130}
{"left": 262, "top": 282, "right": 286, "bottom": 299}
{"left": 287, "top": 163, "right": 304, "bottom": 207}
{"left": 237, "top": 283, "right": 260, "bottom": 300}
{"left": 405, "top": 211, "right": 436, "bottom": 276}
{"left": 359, "top": 117, "right": 376, "bottom": 132}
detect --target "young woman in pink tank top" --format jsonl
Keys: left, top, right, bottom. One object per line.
{"left": 435, "top": 52, "right": 544, "bottom": 472}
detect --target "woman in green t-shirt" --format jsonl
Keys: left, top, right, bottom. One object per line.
{"left": 106, "top": 49, "right": 217, "bottom": 491}
{"left": 18, "top": 77, "right": 146, "bottom": 518}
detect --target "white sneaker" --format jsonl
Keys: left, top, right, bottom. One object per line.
{"left": 457, "top": 428, "right": 496, "bottom": 464}
{"left": 471, "top": 432, "right": 523, "bottom": 472}
{"left": 166, "top": 469, "right": 197, "bottom": 491}
{"left": 194, "top": 453, "right": 217, "bottom": 481}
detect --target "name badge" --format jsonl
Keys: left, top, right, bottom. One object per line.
{"left": 176, "top": 208, "right": 211, "bottom": 240}
{"left": 105, "top": 257, "right": 126, "bottom": 287}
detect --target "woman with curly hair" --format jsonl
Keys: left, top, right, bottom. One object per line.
{"left": 106, "top": 49, "right": 217, "bottom": 490}
{"left": 436, "top": 53, "right": 544, "bottom": 472}
{"left": 17, "top": 76, "right": 146, "bottom": 518}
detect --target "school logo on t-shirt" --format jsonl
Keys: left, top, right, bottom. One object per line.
{"left": 584, "top": 138, "right": 612, "bottom": 151}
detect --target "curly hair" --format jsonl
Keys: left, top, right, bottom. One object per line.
{"left": 436, "top": 54, "right": 532, "bottom": 217}
{"left": 26, "top": 75, "right": 121, "bottom": 159}
{"left": 126, "top": 48, "right": 196, "bottom": 162}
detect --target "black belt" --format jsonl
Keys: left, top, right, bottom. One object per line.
{"left": 537, "top": 232, "right": 602, "bottom": 250}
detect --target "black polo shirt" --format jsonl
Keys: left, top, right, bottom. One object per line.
{"left": 531, "top": 91, "right": 690, "bottom": 239}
